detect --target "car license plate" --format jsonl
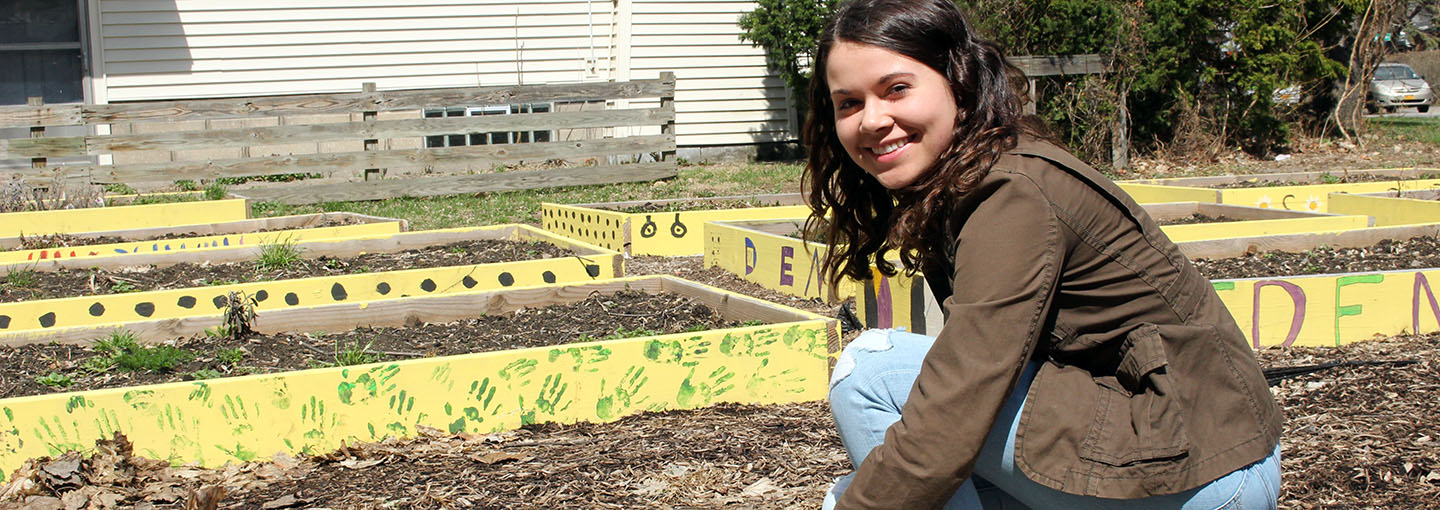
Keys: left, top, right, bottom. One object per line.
{"left": 1405, "top": 95, "right": 1416, "bottom": 100}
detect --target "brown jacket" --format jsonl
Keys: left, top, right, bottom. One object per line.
{"left": 837, "top": 136, "right": 1283, "bottom": 507}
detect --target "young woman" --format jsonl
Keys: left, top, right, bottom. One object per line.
{"left": 806, "top": 1, "right": 1284, "bottom": 508}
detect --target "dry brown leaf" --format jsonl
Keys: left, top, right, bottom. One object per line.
{"left": 338, "top": 458, "right": 383, "bottom": 470}
{"left": 470, "top": 451, "right": 528, "bottom": 465}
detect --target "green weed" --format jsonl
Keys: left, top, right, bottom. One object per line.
{"left": 105, "top": 183, "right": 137, "bottom": 195}
{"left": 35, "top": 372, "right": 74, "bottom": 388}
{"left": 109, "top": 280, "right": 138, "bottom": 293}
{"left": 174, "top": 179, "right": 200, "bottom": 191}
{"left": 256, "top": 238, "right": 304, "bottom": 272}
{"left": 3, "top": 268, "right": 37, "bottom": 288}
{"left": 604, "top": 327, "right": 661, "bottom": 340}
{"left": 190, "top": 369, "right": 223, "bottom": 380}
{"left": 204, "top": 182, "right": 228, "bottom": 201}
{"left": 93, "top": 329, "right": 193, "bottom": 373}
{"left": 81, "top": 356, "right": 115, "bottom": 374}
{"left": 332, "top": 338, "right": 383, "bottom": 367}
{"left": 216, "top": 347, "right": 247, "bottom": 366}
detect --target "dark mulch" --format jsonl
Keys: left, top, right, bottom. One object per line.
{"left": 0, "top": 240, "right": 573, "bottom": 303}
{"left": 0, "top": 290, "right": 735, "bottom": 400}
{"left": 1192, "top": 236, "right": 1440, "bottom": 280}
{"left": 1158, "top": 213, "right": 1240, "bottom": 226}
{"left": 616, "top": 199, "right": 789, "bottom": 214}
{"left": 8, "top": 218, "right": 366, "bottom": 252}
{"left": 1211, "top": 173, "right": 1414, "bottom": 188}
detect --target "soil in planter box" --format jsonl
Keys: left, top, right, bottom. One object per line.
{"left": 0, "top": 290, "right": 742, "bottom": 399}
{"left": 8, "top": 217, "right": 368, "bottom": 252}
{"left": 7, "top": 333, "right": 1438, "bottom": 508}
{"left": 1210, "top": 173, "right": 1429, "bottom": 189}
{"left": 615, "top": 198, "right": 790, "bottom": 214}
{"left": 1157, "top": 213, "right": 1240, "bottom": 226}
{"left": 0, "top": 240, "right": 573, "bottom": 303}
{"left": 1191, "top": 236, "right": 1440, "bottom": 280}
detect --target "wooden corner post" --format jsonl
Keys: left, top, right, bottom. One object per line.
{"left": 659, "top": 72, "right": 676, "bottom": 163}
{"left": 362, "top": 82, "right": 383, "bottom": 181}
{"left": 27, "top": 97, "right": 46, "bottom": 171}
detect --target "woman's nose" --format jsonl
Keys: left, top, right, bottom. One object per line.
{"left": 860, "top": 103, "right": 893, "bottom": 134}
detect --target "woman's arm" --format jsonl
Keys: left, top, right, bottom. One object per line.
{"left": 838, "top": 171, "right": 1065, "bottom": 508}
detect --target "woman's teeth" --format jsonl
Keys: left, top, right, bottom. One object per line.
{"left": 873, "top": 140, "right": 906, "bottom": 156}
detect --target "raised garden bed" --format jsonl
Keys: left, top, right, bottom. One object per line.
{"left": 4, "top": 332, "right": 1436, "bottom": 507}
{"left": 0, "top": 225, "right": 621, "bottom": 343}
{"left": 0, "top": 275, "right": 836, "bottom": 483}
{"left": 0, "top": 199, "right": 251, "bottom": 238}
{"left": 542, "top": 193, "right": 810, "bottom": 255}
{"left": 0, "top": 211, "right": 402, "bottom": 251}
{"left": 0, "top": 220, "right": 402, "bottom": 266}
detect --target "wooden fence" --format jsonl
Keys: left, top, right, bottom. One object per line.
{"left": 0, "top": 73, "right": 677, "bottom": 204}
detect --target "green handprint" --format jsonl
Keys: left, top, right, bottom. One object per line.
{"left": 747, "top": 364, "right": 812, "bottom": 397}
{"left": 221, "top": 395, "right": 257, "bottom": 435}
{"left": 499, "top": 358, "right": 539, "bottom": 383}
{"left": 158, "top": 404, "right": 204, "bottom": 465}
{"left": 720, "top": 330, "right": 781, "bottom": 357}
{"left": 383, "top": 389, "right": 421, "bottom": 438}
{"left": 337, "top": 364, "right": 402, "bottom": 405}
{"left": 92, "top": 409, "right": 120, "bottom": 440}
{"left": 596, "top": 366, "right": 650, "bottom": 420}
{"left": 34, "top": 416, "right": 86, "bottom": 456}
{"left": 520, "top": 373, "right": 571, "bottom": 425}
{"left": 677, "top": 366, "right": 735, "bottom": 407}
{"left": 431, "top": 363, "right": 456, "bottom": 391}
{"left": 445, "top": 376, "right": 503, "bottom": 433}
{"left": 643, "top": 336, "right": 714, "bottom": 365}
{"left": 298, "top": 396, "right": 338, "bottom": 454}
{"left": 782, "top": 327, "right": 827, "bottom": 358}
{"left": 188, "top": 382, "right": 213, "bottom": 404}
{"left": 548, "top": 345, "right": 613, "bottom": 372}
{"left": 214, "top": 442, "right": 258, "bottom": 462}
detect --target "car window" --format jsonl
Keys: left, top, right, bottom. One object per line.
{"left": 1375, "top": 66, "right": 1418, "bottom": 80}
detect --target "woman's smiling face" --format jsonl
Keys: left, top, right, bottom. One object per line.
{"left": 826, "top": 41, "right": 959, "bottom": 190}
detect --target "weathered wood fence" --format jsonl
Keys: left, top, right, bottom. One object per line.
{"left": 0, "top": 73, "right": 677, "bottom": 205}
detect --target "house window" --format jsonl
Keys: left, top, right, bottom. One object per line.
{"left": 0, "top": 0, "right": 86, "bottom": 105}
{"left": 423, "top": 103, "right": 553, "bottom": 148}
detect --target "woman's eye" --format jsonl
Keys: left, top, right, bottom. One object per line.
{"left": 889, "top": 84, "right": 910, "bottom": 95}
{"left": 836, "top": 99, "right": 859, "bottom": 111}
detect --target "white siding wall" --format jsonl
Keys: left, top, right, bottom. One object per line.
{"left": 627, "top": 0, "right": 793, "bottom": 146}
{"left": 99, "top": 0, "right": 615, "bottom": 100}
{"left": 94, "top": 0, "right": 795, "bottom": 147}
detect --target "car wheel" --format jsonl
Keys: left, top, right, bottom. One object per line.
{"left": 1420, "top": 105, "right": 1431, "bottom": 113}
{"left": 1366, "top": 103, "right": 1379, "bottom": 114}
{"left": 1384, "top": 106, "right": 1397, "bottom": 113}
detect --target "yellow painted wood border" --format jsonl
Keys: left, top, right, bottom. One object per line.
{"left": 0, "top": 222, "right": 403, "bottom": 265}
{"left": 1216, "top": 179, "right": 1440, "bottom": 213}
{"left": 1119, "top": 167, "right": 1440, "bottom": 187}
{"left": 1329, "top": 192, "right": 1440, "bottom": 226}
{"left": 542, "top": 195, "right": 812, "bottom": 256}
{"left": 704, "top": 218, "right": 842, "bottom": 301}
{"left": 1212, "top": 268, "right": 1440, "bottom": 348}
{"left": 1116, "top": 183, "right": 1220, "bottom": 204}
{"left": 0, "top": 276, "right": 834, "bottom": 481}
{"left": 0, "top": 226, "right": 620, "bottom": 343}
{"left": 0, "top": 212, "right": 406, "bottom": 251}
{"left": 0, "top": 199, "right": 250, "bottom": 238}
{"left": 1159, "top": 215, "right": 1372, "bottom": 242}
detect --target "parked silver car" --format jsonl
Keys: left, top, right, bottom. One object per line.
{"left": 1368, "top": 62, "right": 1432, "bottom": 113}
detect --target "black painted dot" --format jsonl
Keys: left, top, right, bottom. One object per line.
{"left": 331, "top": 283, "right": 347, "bottom": 301}
{"left": 284, "top": 293, "right": 299, "bottom": 306}
{"left": 498, "top": 273, "right": 515, "bottom": 286}
{"left": 586, "top": 264, "right": 601, "bottom": 277}
{"left": 213, "top": 295, "right": 228, "bottom": 309}
{"left": 462, "top": 276, "right": 477, "bottom": 288}
{"left": 543, "top": 271, "right": 556, "bottom": 284}
{"left": 0, "top": 315, "right": 8, "bottom": 328}
{"left": 39, "top": 312, "right": 57, "bottom": 328}
{"left": 421, "top": 279, "right": 437, "bottom": 292}
{"left": 89, "top": 303, "right": 105, "bottom": 317}
{"left": 255, "top": 290, "right": 269, "bottom": 302}
{"left": 376, "top": 282, "right": 391, "bottom": 295}
{"left": 134, "top": 303, "right": 155, "bottom": 317}
{"left": 178, "top": 296, "right": 197, "bottom": 309}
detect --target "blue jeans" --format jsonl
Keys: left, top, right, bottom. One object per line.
{"left": 825, "top": 329, "right": 1282, "bottom": 510}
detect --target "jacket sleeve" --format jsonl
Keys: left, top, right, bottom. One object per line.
{"left": 837, "top": 171, "right": 1065, "bottom": 508}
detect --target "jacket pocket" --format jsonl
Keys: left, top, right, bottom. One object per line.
{"left": 1078, "top": 323, "right": 1192, "bottom": 467}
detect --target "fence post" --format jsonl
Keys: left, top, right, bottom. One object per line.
{"left": 27, "top": 97, "right": 46, "bottom": 171}
{"left": 362, "top": 82, "right": 383, "bottom": 181}
{"left": 659, "top": 72, "right": 676, "bottom": 162}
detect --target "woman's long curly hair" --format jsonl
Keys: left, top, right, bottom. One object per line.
{"left": 804, "top": 0, "right": 1031, "bottom": 292}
